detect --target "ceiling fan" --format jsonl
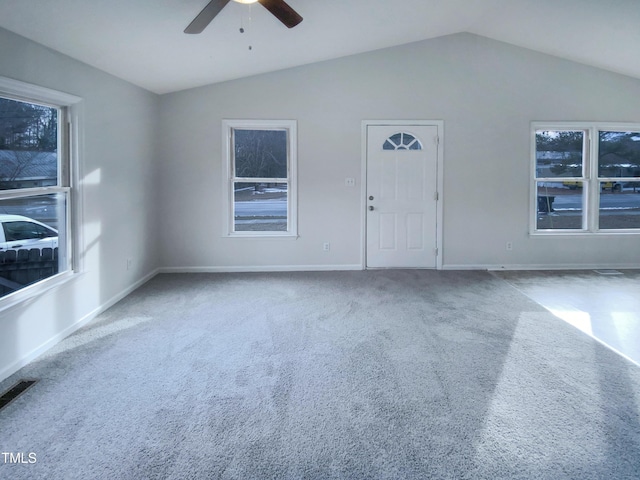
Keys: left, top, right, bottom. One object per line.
{"left": 185, "top": 0, "right": 303, "bottom": 34}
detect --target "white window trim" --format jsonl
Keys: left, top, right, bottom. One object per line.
{"left": 531, "top": 121, "right": 640, "bottom": 235}
{"left": 222, "top": 119, "right": 298, "bottom": 238}
{"left": 0, "top": 76, "right": 83, "bottom": 313}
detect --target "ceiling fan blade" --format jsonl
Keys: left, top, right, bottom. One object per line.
{"left": 258, "top": 0, "right": 303, "bottom": 28}
{"left": 184, "top": 0, "right": 232, "bottom": 34}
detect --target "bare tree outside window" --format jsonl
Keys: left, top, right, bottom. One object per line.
{"left": 225, "top": 121, "right": 297, "bottom": 236}
{"left": 533, "top": 124, "right": 640, "bottom": 232}
{"left": 0, "top": 95, "right": 66, "bottom": 298}
{"left": 234, "top": 129, "right": 287, "bottom": 178}
{"left": 0, "top": 97, "right": 58, "bottom": 191}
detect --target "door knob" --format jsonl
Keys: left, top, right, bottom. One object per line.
{"left": 368, "top": 206, "right": 374, "bottom": 211}
{"left": 369, "top": 196, "right": 374, "bottom": 201}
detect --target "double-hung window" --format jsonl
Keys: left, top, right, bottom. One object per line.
{"left": 0, "top": 77, "right": 80, "bottom": 303}
{"left": 532, "top": 123, "right": 640, "bottom": 233}
{"left": 223, "top": 120, "right": 297, "bottom": 236}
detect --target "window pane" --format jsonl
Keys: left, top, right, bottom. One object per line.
{"left": 0, "top": 193, "right": 67, "bottom": 298}
{"left": 383, "top": 140, "right": 395, "bottom": 150}
{"left": 234, "top": 129, "right": 287, "bottom": 178}
{"left": 598, "top": 131, "right": 640, "bottom": 178}
{"left": 234, "top": 182, "right": 287, "bottom": 232}
{"left": 0, "top": 97, "right": 58, "bottom": 190}
{"left": 3, "top": 221, "right": 56, "bottom": 241}
{"left": 599, "top": 182, "right": 640, "bottom": 229}
{"left": 389, "top": 133, "right": 403, "bottom": 145}
{"left": 536, "top": 182, "right": 584, "bottom": 230}
{"left": 535, "top": 130, "right": 583, "bottom": 178}
{"left": 383, "top": 132, "right": 423, "bottom": 151}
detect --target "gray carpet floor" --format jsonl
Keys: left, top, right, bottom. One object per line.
{"left": 1, "top": 270, "right": 639, "bottom": 479}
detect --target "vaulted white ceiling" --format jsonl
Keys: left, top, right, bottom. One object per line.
{"left": 0, "top": 0, "right": 638, "bottom": 94}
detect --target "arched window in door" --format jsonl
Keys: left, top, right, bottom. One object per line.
{"left": 383, "top": 132, "right": 423, "bottom": 150}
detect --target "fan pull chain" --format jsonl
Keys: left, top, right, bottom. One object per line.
{"left": 248, "top": 4, "right": 253, "bottom": 51}
{"left": 238, "top": 4, "right": 253, "bottom": 51}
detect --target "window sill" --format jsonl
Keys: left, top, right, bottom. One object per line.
{"left": 531, "top": 230, "right": 640, "bottom": 236}
{"left": 225, "top": 233, "right": 299, "bottom": 239}
{"left": 0, "top": 270, "right": 82, "bottom": 316}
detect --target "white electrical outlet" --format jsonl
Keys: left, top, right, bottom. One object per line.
{"left": 323, "top": 242, "right": 330, "bottom": 252}
{"left": 506, "top": 242, "right": 513, "bottom": 251}
{"left": 345, "top": 178, "right": 356, "bottom": 187}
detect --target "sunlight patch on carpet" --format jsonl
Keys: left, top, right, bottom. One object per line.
{"left": 41, "top": 316, "right": 153, "bottom": 358}
{"left": 474, "top": 311, "right": 606, "bottom": 471}
{"left": 548, "top": 308, "right": 593, "bottom": 336}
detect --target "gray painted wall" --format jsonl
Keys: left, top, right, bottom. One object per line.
{"left": 2, "top": 29, "right": 640, "bottom": 380}
{"left": 158, "top": 33, "right": 640, "bottom": 271}
{"left": 0, "top": 27, "right": 160, "bottom": 378}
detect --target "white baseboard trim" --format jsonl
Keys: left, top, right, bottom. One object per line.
{"left": 164, "top": 264, "right": 640, "bottom": 273}
{"left": 0, "top": 268, "right": 160, "bottom": 383}
{"left": 443, "top": 263, "right": 640, "bottom": 271}
{"left": 158, "top": 264, "right": 364, "bottom": 274}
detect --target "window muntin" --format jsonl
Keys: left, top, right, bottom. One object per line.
{"left": 533, "top": 124, "right": 640, "bottom": 234}
{"left": 534, "top": 130, "right": 587, "bottom": 231}
{"left": 383, "top": 132, "right": 423, "bottom": 150}
{"left": 224, "top": 120, "right": 297, "bottom": 236}
{"left": 0, "top": 93, "right": 71, "bottom": 299}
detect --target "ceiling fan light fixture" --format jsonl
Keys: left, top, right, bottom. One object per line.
{"left": 185, "top": 0, "right": 303, "bottom": 34}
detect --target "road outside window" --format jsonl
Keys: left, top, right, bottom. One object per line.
{"left": 0, "top": 95, "right": 69, "bottom": 298}
{"left": 598, "top": 131, "right": 640, "bottom": 229}
{"left": 224, "top": 120, "right": 297, "bottom": 236}
{"left": 533, "top": 124, "right": 640, "bottom": 233}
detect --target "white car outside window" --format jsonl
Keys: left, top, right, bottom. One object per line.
{"left": 0, "top": 214, "right": 58, "bottom": 252}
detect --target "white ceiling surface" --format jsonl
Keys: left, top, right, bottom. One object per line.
{"left": 0, "top": 0, "right": 638, "bottom": 94}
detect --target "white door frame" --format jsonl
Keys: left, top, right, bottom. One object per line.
{"left": 360, "top": 120, "right": 444, "bottom": 270}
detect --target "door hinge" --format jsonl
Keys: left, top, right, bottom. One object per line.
{"left": 434, "top": 135, "right": 439, "bottom": 145}
{"left": 434, "top": 248, "right": 439, "bottom": 256}
{"left": 433, "top": 191, "right": 439, "bottom": 201}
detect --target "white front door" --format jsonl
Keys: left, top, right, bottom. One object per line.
{"left": 366, "top": 124, "right": 439, "bottom": 268}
